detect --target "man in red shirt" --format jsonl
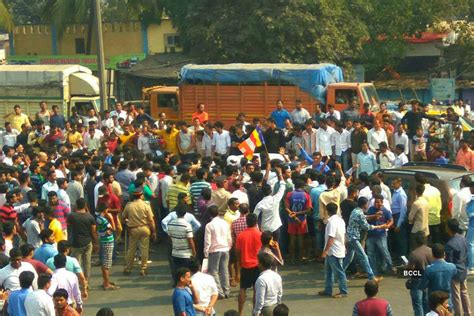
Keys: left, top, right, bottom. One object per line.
{"left": 352, "top": 280, "right": 393, "bottom": 316}
{"left": 235, "top": 213, "right": 261, "bottom": 316}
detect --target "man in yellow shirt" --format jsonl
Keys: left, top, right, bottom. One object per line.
{"left": 5, "top": 105, "right": 31, "bottom": 131}
{"left": 415, "top": 173, "right": 442, "bottom": 243}
{"left": 223, "top": 198, "right": 240, "bottom": 226}
{"left": 46, "top": 208, "right": 65, "bottom": 242}
{"left": 119, "top": 124, "right": 135, "bottom": 149}
{"left": 156, "top": 123, "right": 180, "bottom": 155}
{"left": 66, "top": 124, "right": 83, "bottom": 150}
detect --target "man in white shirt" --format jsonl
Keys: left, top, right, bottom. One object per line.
{"left": 137, "top": 126, "right": 152, "bottom": 155}
{"left": 160, "top": 166, "right": 175, "bottom": 211}
{"left": 367, "top": 120, "right": 388, "bottom": 153}
{"left": 325, "top": 104, "right": 341, "bottom": 121}
{"left": 101, "top": 110, "right": 115, "bottom": 129}
{"left": 41, "top": 170, "right": 58, "bottom": 201}
{"left": 202, "top": 124, "right": 216, "bottom": 158}
{"left": 109, "top": 102, "right": 128, "bottom": 121}
{"left": 48, "top": 254, "right": 82, "bottom": 314}
{"left": 57, "top": 178, "right": 71, "bottom": 210}
{"left": 394, "top": 124, "right": 409, "bottom": 155}
{"left": 378, "top": 142, "right": 395, "bottom": 170}
{"left": 254, "top": 173, "right": 286, "bottom": 240}
{"left": 24, "top": 274, "right": 55, "bottom": 316}
{"left": 316, "top": 119, "right": 336, "bottom": 156}
{"left": 204, "top": 205, "right": 232, "bottom": 298}
{"left": 290, "top": 100, "right": 311, "bottom": 126}
{"left": 302, "top": 120, "right": 317, "bottom": 154}
{"left": 190, "top": 259, "right": 219, "bottom": 316}
{"left": 331, "top": 121, "right": 351, "bottom": 172}
{"left": 393, "top": 144, "right": 409, "bottom": 168}
{"left": 83, "top": 127, "right": 101, "bottom": 151}
{"left": 212, "top": 122, "right": 231, "bottom": 156}
{"left": 0, "top": 249, "right": 38, "bottom": 291}
{"left": 253, "top": 252, "right": 283, "bottom": 316}
{"left": 318, "top": 203, "right": 348, "bottom": 298}
{"left": 1, "top": 122, "right": 19, "bottom": 147}
{"left": 452, "top": 175, "right": 471, "bottom": 232}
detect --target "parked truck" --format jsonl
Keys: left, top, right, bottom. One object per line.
{"left": 143, "top": 63, "right": 381, "bottom": 127}
{"left": 0, "top": 64, "right": 101, "bottom": 126}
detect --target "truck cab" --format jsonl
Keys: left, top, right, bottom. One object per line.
{"left": 143, "top": 86, "right": 180, "bottom": 120}
{"left": 70, "top": 96, "right": 102, "bottom": 117}
{"left": 326, "top": 82, "right": 380, "bottom": 113}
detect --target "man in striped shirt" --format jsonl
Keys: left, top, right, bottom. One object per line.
{"left": 168, "top": 203, "right": 196, "bottom": 284}
{"left": 167, "top": 173, "right": 192, "bottom": 211}
{"left": 189, "top": 169, "right": 211, "bottom": 215}
{"left": 0, "top": 192, "right": 18, "bottom": 223}
{"left": 47, "top": 191, "right": 70, "bottom": 239}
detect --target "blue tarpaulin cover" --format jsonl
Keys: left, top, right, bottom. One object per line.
{"left": 179, "top": 63, "right": 344, "bottom": 102}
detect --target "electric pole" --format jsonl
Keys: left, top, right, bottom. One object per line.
{"left": 94, "top": 0, "right": 107, "bottom": 113}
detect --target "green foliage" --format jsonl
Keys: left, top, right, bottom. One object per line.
{"left": 0, "top": 0, "right": 13, "bottom": 31}
{"left": 4, "top": 0, "right": 49, "bottom": 24}
{"left": 164, "top": 0, "right": 367, "bottom": 68}
{"left": 164, "top": 0, "right": 471, "bottom": 72}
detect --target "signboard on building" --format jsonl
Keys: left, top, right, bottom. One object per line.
{"left": 7, "top": 53, "right": 145, "bottom": 70}
{"left": 430, "top": 78, "right": 456, "bottom": 102}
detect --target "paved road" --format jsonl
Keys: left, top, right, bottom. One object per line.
{"left": 82, "top": 242, "right": 474, "bottom": 316}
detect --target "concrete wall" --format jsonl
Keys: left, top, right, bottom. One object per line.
{"left": 11, "top": 19, "right": 180, "bottom": 56}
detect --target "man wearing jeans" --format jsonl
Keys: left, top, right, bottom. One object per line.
{"left": 366, "top": 194, "right": 395, "bottom": 280}
{"left": 407, "top": 231, "right": 433, "bottom": 316}
{"left": 343, "top": 197, "right": 382, "bottom": 282}
{"left": 204, "top": 205, "right": 232, "bottom": 299}
{"left": 318, "top": 202, "right": 347, "bottom": 298}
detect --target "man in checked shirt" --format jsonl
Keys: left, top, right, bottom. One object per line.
{"left": 231, "top": 203, "right": 250, "bottom": 287}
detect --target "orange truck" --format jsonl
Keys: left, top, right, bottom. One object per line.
{"left": 143, "top": 64, "right": 381, "bottom": 127}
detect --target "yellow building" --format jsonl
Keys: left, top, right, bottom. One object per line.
{"left": 7, "top": 18, "right": 181, "bottom": 69}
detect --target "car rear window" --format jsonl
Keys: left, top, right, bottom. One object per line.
{"left": 449, "top": 174, "right": 474, "bottom": 193}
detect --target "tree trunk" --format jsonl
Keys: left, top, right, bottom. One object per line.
{"left": 85, "top": 0, "right": 94, "bottom": 54}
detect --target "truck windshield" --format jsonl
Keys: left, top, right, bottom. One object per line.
{"left": 362, "top": 86, "right": 380, "bottom": 112}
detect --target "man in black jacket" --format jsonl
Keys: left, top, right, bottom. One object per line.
{"left": 264, "top": 117, "right": 286, "bottom": 153}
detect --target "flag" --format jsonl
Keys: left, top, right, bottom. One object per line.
{"left": 238, "top": 127, "right": 265, "bottom": 159}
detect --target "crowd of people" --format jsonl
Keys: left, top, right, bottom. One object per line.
{"left": 0, "top": 97, "right": 471, "bottom": 316}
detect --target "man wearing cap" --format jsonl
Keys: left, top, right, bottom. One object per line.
{"left": 122, "top": 187, "right": 156, "bottom": 276}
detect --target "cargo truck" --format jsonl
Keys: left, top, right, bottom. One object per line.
{"left": 143, "top": 63, "right": 381, "bottom": 127}
{"left": 0, "top": 64, "right": 102, "bottom": 126}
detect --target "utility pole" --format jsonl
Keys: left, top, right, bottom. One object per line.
{"left": 94, "top": 0, "right": 107, "bottom": 113}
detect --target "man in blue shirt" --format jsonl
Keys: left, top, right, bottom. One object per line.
{"left": 445, "top": 219, "right": 472, "bottom": 315}
{"left": 310, "top": 173, "right": 327, "bottom": 262}
{"left": 8, "top": 270, "right": 34, "bottom": 316}
{"left": 33, "top": 229, "right": 58, "bottom": 264}
{"left": 366, "top": 194, "right": 394, "bottom": 279}
{"left": 420, "top": 243, "right": 457, "bottom": 300}
{"left": 271, "top": 100, "right": 291, "bottom": 129}
{"left": 391, "top": 177, "right": 408, "bottom": 258}
{"left": 298, "top": 144, "right": 331, "bottom": 174}
{"left": 172, "top": 267, "right": 198, "bottom": 316}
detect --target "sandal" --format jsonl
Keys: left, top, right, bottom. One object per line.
{"left": 332, "top": 293, "right": 347, "bottom": 298}
{"left": 103, "top": 285, "right": 120, "bottom": 291}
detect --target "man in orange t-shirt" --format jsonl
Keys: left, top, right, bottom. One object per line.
{"left": 191, "top": 103, "right": 209, "bottom": 124}
{"left": 235, "top": 213, "right": 262, "bottom": 316}
{"left": 456, "top": 139, "right": 474, "bottom": 171}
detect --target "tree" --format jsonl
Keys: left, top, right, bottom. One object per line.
{"left": 0, "top": 0, "right": 13, "bottom": 32}
{"left": 4, "top": 0, "right": 49, "bottom": 24}
{"left": 164, "top": 0, "right": 471, "bottom": 74}
{"left": 355, "top": 0, "right": 471, "bottom": 76}
{"left": 164, "top": 0, "right": 367, "bottom": 68}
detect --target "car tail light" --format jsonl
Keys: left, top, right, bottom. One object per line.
{"left": 448, "top": 198, "right": 453, "bottom": 217}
